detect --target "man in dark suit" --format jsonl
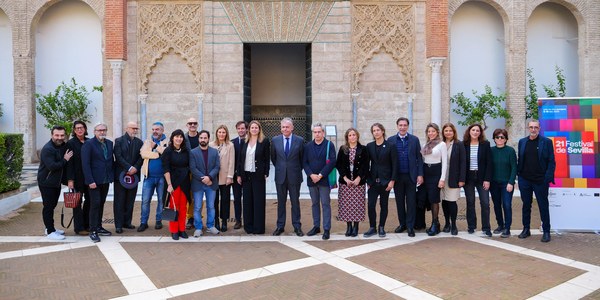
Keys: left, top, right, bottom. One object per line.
{"left": 113, "top": 121, "right": 143, "bottom": 233}
{"left": 271, "top": 117, "right": 305, "bottom": 236}
{"left": 388, "top": 117, "right": 423, "bottom": 237}
{"left": 517, "top": 119, "right": 555, "bottom": 243}
{"left": 190, "top": 130, "right": 221, "bottom": 237}
{"left": 82, "top": 123, "right": 115, "bottom": 243}
{"left": 231, "top": 120, "right": 247, "bottom": 229}
{"left": 365, "top": 123, "right": 397, "bottom": 238}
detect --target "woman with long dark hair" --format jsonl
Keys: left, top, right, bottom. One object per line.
{"left": 162, "top": 129, "right": 191, "bottom": 240}
{"left": 441, "top": 123, "right": 465, "bottom": 235}
{"left": 335, "top": 128, "right": 369, "bottom": 237}
{"left": 236, "top": 120, "right": 270, "bottom": 234}
{"left": 66, "top": 120, "right": 91, "bottom": 235}
{"left": 463, "top": 123, "right": 493, "bottom": 236}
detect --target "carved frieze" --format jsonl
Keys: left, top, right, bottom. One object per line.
{"left": 137, "top": 3, "right": 203, "bottom": 93}
{"left": 352, "top": 3, "right": 415, "bottom": 92}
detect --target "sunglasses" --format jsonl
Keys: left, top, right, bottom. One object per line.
{"left": 494, "top": 136, "right": 506, "bottom": 140}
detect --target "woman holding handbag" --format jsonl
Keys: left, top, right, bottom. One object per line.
{"left": 162, "top": 129, "right": 191, "bottom": 240}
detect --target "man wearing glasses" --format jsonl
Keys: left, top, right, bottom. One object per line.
{"left": 185, "top": 118, "right": 200, "bottom": 229}
{"left": 517, "top": 119, "right": 555, "bottom": 242}
{"left": 81, "top": 123, "right": 114, "bottom": 242}
{"left": 113, "top": 121, "right": 143, "bottom": 234}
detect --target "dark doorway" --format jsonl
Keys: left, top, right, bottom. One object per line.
{"left": 243, "top": 43, "right": 312, "bottom": 140}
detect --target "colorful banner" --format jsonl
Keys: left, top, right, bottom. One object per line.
{"left": 539, "top": 97, "right": 600, "bottom": 231}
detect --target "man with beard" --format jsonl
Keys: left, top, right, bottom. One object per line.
{"left": 113, "top": 121, "right": 143, "bottom": 233}
{"left": 190, "top": 130, "right": 221, "bottom": 236}
{"left": 82, "top": 123, "right": 114, "bottom": 243}
{"left": 138, "top": 121, "right": 169, "bottom": 232}
{"left": 38, "top": 125, "right": 73, "bottom": 240}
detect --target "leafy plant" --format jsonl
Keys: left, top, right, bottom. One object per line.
{"left": 524, "top": 65, "right": 567, "bottom": 120}
{"left": 450, "top": 85, "right": 512, "bottom": 131}
{"left": 0, "top": 133, "right": 23, "bottom": 192}
{"left": 0, "top": 103, "right": 3, "bottom": 119}
{"left": 35, "top": 78, "right": 102, "bottom": 136}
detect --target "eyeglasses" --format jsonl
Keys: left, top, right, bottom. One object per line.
{"left": 95, "top": 129, "right": 107, "bottom": 132}
{"left": 187, "top": 122, "right": 198, "bottom": 126}
{"left": 494, "top": 136, "right": 506, "bottom": 140}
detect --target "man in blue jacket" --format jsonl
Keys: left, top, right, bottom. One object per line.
{"left": 190, "top": 130, "right": 221, "bottom": 237}
{"left": 81, "top": 123, "right": 114, "bottom": 243}
{"left": 517, "top": 119, "right": 556, "bottom": 243}
{"left": 303, "top": 122, "right": 337, "bottom": 240}
{"left": 38, "top": 126, "right": 73, "bottom": 240}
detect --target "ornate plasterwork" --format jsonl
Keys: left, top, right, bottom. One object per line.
{"left": 221, "top": 1, "right": 334, "bottom": 42}
{"left": 137, "top": 3, "right": 203, "bottom": 93}
{"left": 352, "top": 4, "right": 415, "bottom": 92}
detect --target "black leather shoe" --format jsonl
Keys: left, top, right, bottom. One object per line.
{"left": 363, "top": 227, "right": 376, "bottom": 237}
{"left": 451, "top": 226, "right": 458, "bottom": 236}
{"left": 407, "top": 228, "right": 415, "bottom": 237}
{"left": 221, "top": 221, "right": 228, "bottom": 233}
{"left": 442, "top": 223, "right": 451, "bottom": 233}
{"left": 351, "top": 222, "right": 359, "bottom": 237}
{"left": 155, "top": 221, "right": 163, "bottom": 230}
{"left": 378, "top": 226, "right": 386, "bottom": 237}
{"left": 307, "top": 227, "right": 320, "bottom": 236}
{"left": 518, "top": 228, "right": 531, "bottom": 239}
{"left": 294, "top": 227, "right": 304, "bottom": 237}
{"left": 179, "top": 231, "right": 189, "bottom": 239}
{"left": 322, "top": 230, "right": 330, "bottom": 240}
{"left": 394, "top": 225, "right": 407, "bottom": 233}
{"left": 501, "top": 229, "right": 510, "bottom": 238}
{"left": 484, "top": 230, "right": 492, "bottom": 237}
{"left": 186, "top": 218, "right": 194, "bottom": 230}
{"left": 345, "top": 222, "right": 352, "bottom": 237}
{"left": 137, "top": 223, "right": 148, "bottom": 232}
{"left": 89, "top": 231, "right": 100, "bottom": 243}
{"left": 493, "top": 226, "right": 503, "bottom": 234}
{"left": 171, "top": 233, "right": 179, "bottom": 240}
{"left": 234, "top": 221, "right": 242, "bottom": 230}
{"left": 97, "top": 227, "right": 112, "bottom": 236}
{"left": 115, "top": 228, "right": 123, "bottom": 234}
{"left": 468, "top": 228, "right": 475, "bottom": 234}
{"left": 541, "top": 232, "right": 551, "bottom": 243}
{"left": 272, "top": 228, "right": 284, "bottom": 236}
{"left": 124, "top": 224, "right": 136, "bottom": 229}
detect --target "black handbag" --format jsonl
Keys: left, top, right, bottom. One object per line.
{"left": 162, "top": 192, "right": 178, "bottom": 221}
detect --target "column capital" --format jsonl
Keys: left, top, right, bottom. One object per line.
{"left": 138, "top": 94, "right": 148, "bottom": 104}
{"left": 427, "top": 57, "right": 446, "bottom": 73}
{"left": 108, "top": 59, "right": 125, "bottom": 70}
{"left": 197, "top": 93, "right": 204, "bottom": 104}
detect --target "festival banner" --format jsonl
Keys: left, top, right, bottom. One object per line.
{"left": 539, "top": 97, "right": 600, "bottom": 231}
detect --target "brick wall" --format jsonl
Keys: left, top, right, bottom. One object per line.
{"left": 426, "top": 0, "right": 448, "bottom": 58}
{"left": 105, "top": 0, "right": 126, "bottom": 60}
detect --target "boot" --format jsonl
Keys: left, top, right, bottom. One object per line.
{"left": 442, "top": 223, "right": 451, "bottom": 233}
{"left": 427, "top": 219, "right": 440, "bottom": 236}
{"left": 345, "top": 222, "right": 352, "bottom": 237}
{"left": 451, "top": 223, "right": 458, "bottom": 236}
{"left": 221, "top": 219, "right": 228, "bottom": 232}
{"left": 450, "top": 202, "right": 458, "bottom": 236}
{"left": 441, "top": 200, "right": 450, "bottom": 233}
{"left": 351, "top": 222, "right": 359, "bottom": 237}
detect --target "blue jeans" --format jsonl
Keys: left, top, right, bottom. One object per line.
{"left": 193, "top": 185, "right": 216, "bottom": 229}
{"left": 140, "top": 176, "right": 165, "bottom": 224}
{"left": 308, "top": 185, "right": 332, "bottom": 230}
{"left": 490, "top": 182, "right": 514, "bottom": 230}
{"left": 519, "top": 177, "right": 551, "bottom": 233}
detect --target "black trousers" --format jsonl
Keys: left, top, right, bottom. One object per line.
{"left": 367, "top": 183, "right": 390, "bottom": 228}
{"left": 40, "top": 186, "right": 61, "bottom": 234}
{"left": 243, "top": 172, "right": 266, "bottom": 234}
{"left": 113, "top": 182, "right": 138, "bottom": 229}
{"left": 73, "top": 186, "right": 91, "bottom": 232}
{"left": 215, "top": 184, "right": 231, "bottom": 221}
{"left": 275, "top": 178, "right": 302, "bottom": 229}
{"left": 89, "top": 183, "right": 110, "bottom": 232}
{"left": 232, "top": 179, "right": 243, "bottom": 222}
{"left": 394, "top": 173, "right": 417, "bottom": 229}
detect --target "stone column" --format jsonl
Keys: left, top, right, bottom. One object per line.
{"left": 407, "top": 94, "right": 414, "bottom": 134}
{"left": 351, "top": 92, "right": 360, "bottom": 129}
{"left": 13, "top": 56, "right": 37, "bottom": 162}
{"left": 197, "top": 93, "right": 204, "bottom": 130}
{"left": 428, "top": 57, "right": 445, "bottom": 126}
{"left": 138, "top": 94, "right": 148, "bottom": 139}
{"left": 109, "top": 60, "right": 125, "bottom": 137}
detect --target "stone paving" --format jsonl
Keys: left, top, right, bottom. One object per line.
{"left": 1, "top": 168, "right": 600, "bottom": 299}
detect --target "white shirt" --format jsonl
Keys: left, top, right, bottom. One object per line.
{"left": 244, "top": 144, "right": 256, "bottom": 172}
{"left": 423, "top": 142, "right": 448, "bottom": 181}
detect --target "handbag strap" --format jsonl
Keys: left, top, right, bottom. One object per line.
{"left": 168, "top": 192, "right": 177, "bottom": 211}
{"left": 326, "top": 140, "right": 330, "bottom": 160}
{"left": 60, "top": 206, "right": 73, "bottom": 228}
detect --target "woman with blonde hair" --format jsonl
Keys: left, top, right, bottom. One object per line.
{"left": 441, "top": 123, "right": 466, "bottom": 235}
{"left": 236, "top": 120, "right": 270, "bottom": 234}
{"left": 209, "top": 125, "right": 235, "bottom": 232}
{"left": 419, "top": 123, "right": 447, "bottom": 236}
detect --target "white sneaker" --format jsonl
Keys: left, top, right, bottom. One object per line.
{"left": 193, "top": 229, "right": 203, "bottom": 237}
{"left": 47, "top": 232, "right": 65, "bottom": 240}
{"left": 45, "top": 229, "right": 65, "bottom": 235}
{"left": 208, "top": 227, "right": 220, "bottom": 235}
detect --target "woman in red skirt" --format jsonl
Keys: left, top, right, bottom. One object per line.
{"left": 162, "top": 129, "right": 191, "bottom": 240}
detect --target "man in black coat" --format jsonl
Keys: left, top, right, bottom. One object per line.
{"left": 231, "top": 120, "right": 247, "bottom": 229}
{"left": 113, "top": 121, "right": 143, "bottom": 233}
{"left": 82, "top": 123, "right": 114, "bottom": 243}
{"left": 38, "top": 126, "right": 73, "bottom": 240}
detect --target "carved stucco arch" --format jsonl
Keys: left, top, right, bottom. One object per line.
{"left": 137, "top": 3, "right": 203, "bottom": 94}
{"left": 352, "top": 3, "right": 415, "bottom": 93}
{"left": 0, "top": 1, "right": 13, "bottom": 24}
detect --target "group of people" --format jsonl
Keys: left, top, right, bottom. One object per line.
{"left": 37, "top": 116, "right": 555, "bottom": 243}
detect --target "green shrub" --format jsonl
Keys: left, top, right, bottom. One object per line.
{"left": 0, "top": 133, "right": 24, "bottom": 193}
{"left": 450, "top": 85, "right": 512, "bottom": 131}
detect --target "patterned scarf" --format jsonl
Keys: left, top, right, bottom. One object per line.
{"left": 421, "top": 137, "right": 441, "bottom": 156}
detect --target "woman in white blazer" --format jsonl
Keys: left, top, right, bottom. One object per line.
{"left": 209, "top": 125, "right": 235, "bottom": 232}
